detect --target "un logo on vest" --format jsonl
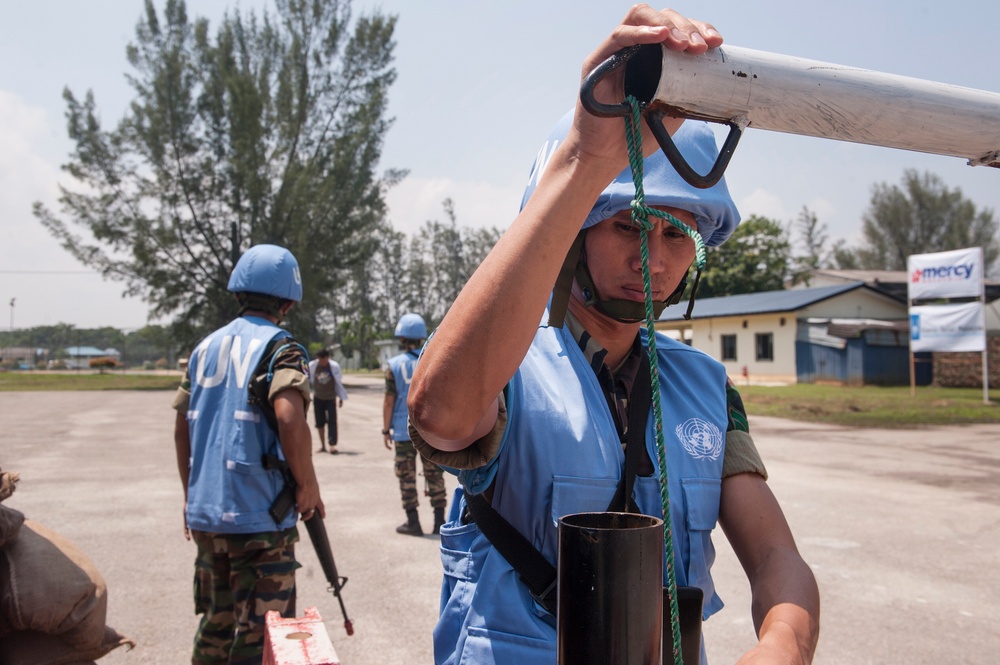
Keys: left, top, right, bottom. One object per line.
{"left": 675, "top": 418, "right": 723, "bottom": 461}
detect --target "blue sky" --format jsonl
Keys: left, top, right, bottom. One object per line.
{"left": 3, "top": 0, "right": 999, "bottom": 329}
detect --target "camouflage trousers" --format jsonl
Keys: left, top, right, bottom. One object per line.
{"left": 190, "top": 527, "right": 300, "bottom": 665}
{"left": 394, "top": 439, "right": 447, "bottom": 511}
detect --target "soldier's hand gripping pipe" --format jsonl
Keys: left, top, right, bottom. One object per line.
{"left": 263, "top": 454, "right": 354, "bottom": 636}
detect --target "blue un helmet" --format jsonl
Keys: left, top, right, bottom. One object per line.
{"left": 227, "top": 244, "right": 303, "bottom": 302}
{"left": 521, "top": 110, "right": 740, "bottom": 245}
{"left": 521, "top": 111, "right": 741, "bottom": 324}
{"left": 395, "top": 313, "right": 427, "bottom": 340}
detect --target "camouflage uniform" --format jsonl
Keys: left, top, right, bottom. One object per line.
{"left": 394, "top": 440, "right": 447, "bottom": 511}
{"left": 191, "top": 527, "right": 300, "bottom": 665}
{"left": 174, "top": 341, "right": 311, "bottom": 665}
{"left": 386, "top": 372, "right": 447, "bottom": 512}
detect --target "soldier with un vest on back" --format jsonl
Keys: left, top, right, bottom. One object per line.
{"left": 172, "top": 244, "right": 324, "bottom": 665}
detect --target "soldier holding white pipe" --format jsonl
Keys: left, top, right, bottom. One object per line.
{"left": 408, "top": 5, "right": 819, "bottom": 665}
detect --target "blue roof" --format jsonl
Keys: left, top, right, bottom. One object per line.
{"left": 64, "top": 346, "right": 116, "bottom": 356}
{"left": 658, "top": 282, "right": 870, "bottom": 322}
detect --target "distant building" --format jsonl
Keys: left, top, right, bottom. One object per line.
{"left": 375, "top": 339, "right": 402, "bottom": 371}
{"left": 62, "top": 346, "right": 120, "bottom": 370}
{"left": 792, "top": 269, "right": 1000, "bottom": 329}
{"left": 791, "top": 269, "right": 1000, "bottom": 388}
{"left": 0, "top": 346, "right": 46, "bottom": 369}
{"left": 788, "top": 269, "right": 912, "bottom": 298}
{"left": 656, "top": 282, "right": 913, "bottom": 385}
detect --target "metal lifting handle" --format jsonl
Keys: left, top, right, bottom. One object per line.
{"left": 589, "top": 42, "right": 1000, "bottom": 171}
{"left": 580, "top": 44, "right": 744, "bottom": 189}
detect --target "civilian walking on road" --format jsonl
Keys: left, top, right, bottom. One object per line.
{"left": 309, "top": 348, "right": 348, "bottom": 454}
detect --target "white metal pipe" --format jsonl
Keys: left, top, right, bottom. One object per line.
{"left": 647, "top": 45, "right": 1000, "bottom": 168}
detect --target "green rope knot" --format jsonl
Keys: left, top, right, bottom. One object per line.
{"left": 629, "top": 200, "right": 654, "bottom": 231}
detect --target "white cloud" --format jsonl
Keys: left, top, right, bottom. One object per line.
{"left": 804, "top": 197, "right": 837, "bottom": 222}
{"left": 0, "top": 89, "right": 152, "bottom": 330}
{"left": 0, "top": 90, "right": 60, "bottom": 228}
{"left": 738, "top": 187, "right": 789, "bottom": 222}
{"left": 385, "top": 176, "right": 521, "bottom": 236}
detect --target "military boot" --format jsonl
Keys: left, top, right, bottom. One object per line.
{"left": 396, "top": 508, "right": 423, "bottom": 536}
{"left": 432, "top": 507, "right": 446, "bottom": 535}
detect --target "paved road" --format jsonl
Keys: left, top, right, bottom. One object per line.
{"left": 1, "top": 379, "right": 998, "bottom": 664}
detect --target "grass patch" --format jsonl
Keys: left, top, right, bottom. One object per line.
{"left": 3, "top": 371, "right": 998, "bottom": 428}
{"left": 0, "top": 371, "right": 181, "bottom": 392}
{"left": 739, "top": 384, "right": 1000, "bottom": 427}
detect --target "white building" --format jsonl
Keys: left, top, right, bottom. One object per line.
{"left": 62, "top": 346, "right": 121, "bottom": 370}
{"left": 656, "top": 282, "right": 909, "bottom": 385}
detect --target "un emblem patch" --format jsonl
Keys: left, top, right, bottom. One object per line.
{"left": 675, "top": 418, "right": 723, "bottom": 461}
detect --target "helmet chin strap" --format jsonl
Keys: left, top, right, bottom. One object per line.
{"left": 574, "top": 259, "right": 686, "bottom": 324}
{"left": 546, "top": 229, "right": 700, "bottom": 328}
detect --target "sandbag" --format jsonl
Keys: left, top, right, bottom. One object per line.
{"left": 0, "top": 505, "right": 23, "bottom": 549}
{"left": 0, "top": 519, "right": 108, "bottom": 651}
{"left": 0, "top": 625, "right": 133, "bottom": 665}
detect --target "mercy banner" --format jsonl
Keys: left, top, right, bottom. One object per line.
{"left": 907, "top": 247, "right": 984, "bottom": 300}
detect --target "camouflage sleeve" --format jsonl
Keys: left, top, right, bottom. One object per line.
{"left": 721, "top": 379, "right": 767, "bottom": 479}
{"left": 171, "top": 365, "right": 192, "bottom": 412}
{"left": 409, "top": 391, "right": 507, "bottom": 471}
{"left": 267, "top": 339, "right": 311, "bottom": 408}
{"left": 384, "top": 368, "right": 396, "bottom": 396}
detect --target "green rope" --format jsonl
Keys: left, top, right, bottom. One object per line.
{"left": 622, "top": 96, "right": 705, "bottom": 665}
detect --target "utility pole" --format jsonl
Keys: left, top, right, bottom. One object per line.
{"left": 6, "top": 297, "right": 14, "bottom": 366}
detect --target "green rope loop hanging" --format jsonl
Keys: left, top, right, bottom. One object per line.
{"left": 622, "top": 95, "right": 702, "bottom": 665}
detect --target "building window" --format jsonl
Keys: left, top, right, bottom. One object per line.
{"left": 721, "top": 334, "right": 737, "bottom": 361}
{"left": 755, "top": 332, "right": 774, "bottom": 361}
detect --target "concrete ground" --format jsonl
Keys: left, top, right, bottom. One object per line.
{"left": 1, "top": 377, "right": 998, "bottom": 664}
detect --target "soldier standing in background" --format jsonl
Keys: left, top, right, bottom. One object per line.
{"left": 383, "top": 313, "right": 447, "bottom": 536}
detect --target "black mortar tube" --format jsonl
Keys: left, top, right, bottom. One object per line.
{"left": 557, "top": 512, "right": 663, "bottom": 665}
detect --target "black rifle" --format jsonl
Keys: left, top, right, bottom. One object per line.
{"left": 304, "top": 513, "right": 354, "bottom": 636}
{"left": 262, "top": 454, "right": 298, "bottom": 525}
{"left": 262, "top": 454, "right": 354, "bottom": 636}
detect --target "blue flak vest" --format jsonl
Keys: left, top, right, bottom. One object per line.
{"left": 433, "top": 323, "right": 728, "bottom": 665}
{"left": 185, "top": 315, "right": 297, "bottom": 534}
{"left": 388, "top": 349, "right": 420, "bottom": 441}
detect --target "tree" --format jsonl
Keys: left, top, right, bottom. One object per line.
{"left": 329, "top": 199, "right": 503, "bottom": 367}
{"left": 851, "top": 170, "right": 999, "bottom": 272}
{"left": 696, "top": 215, "right": 790, "bottom": 298}
{"left": 126, "top": 324, "right": 181, "bottom": 366}
{"left": 828, "top": 239, "right": 860, "bottom": 270}
{"left": 788, "top": 206, "right": 829, "bottom": 286}
{"left": 403, "top": 199, "right": 502, "bottom": 325}
{"left": 34, "top": 0, "right": 401, "bottom": 347}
